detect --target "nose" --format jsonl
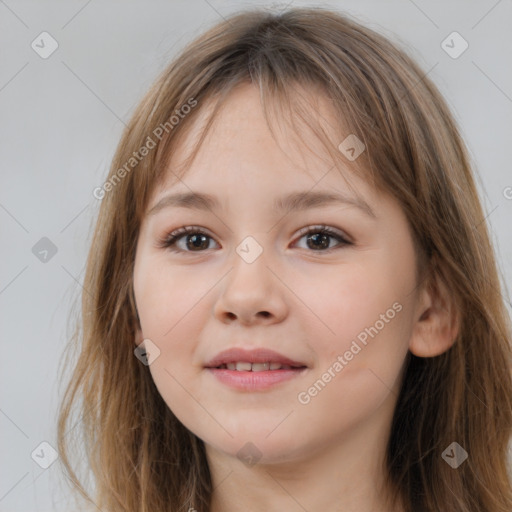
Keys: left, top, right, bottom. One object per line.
{"left": 213, "top": 244, "right": 288, "bottom": 326}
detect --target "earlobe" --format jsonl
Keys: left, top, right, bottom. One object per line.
{"left": 409, "top": 274, "right": 460, "bottom": 358}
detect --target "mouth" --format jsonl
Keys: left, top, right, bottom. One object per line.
{"left": 204, "top": 347, "right": 308, "bottom": 370}
{"left": 213, "top": 361, "right": 306, "bottom": 371}
{"left": 204, "top": 347, "right": 309, "bottom": 391}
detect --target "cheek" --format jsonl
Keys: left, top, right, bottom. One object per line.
{"left": 290, "top": 260, "right": 404, "bottom": 343}
{"left": 134, "top": 255, "right": 209, "bottom": 339}
{"left": 135, "top": 264, "right": 210, "bottom": 421}
{"left": 290, "top": 254, "right": 414, "bottom": 387}
{"left": 133, "top": 255, "right": 212, "bottom": 382}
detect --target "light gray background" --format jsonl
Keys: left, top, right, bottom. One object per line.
{"left": 1, "top": 1, "right": 511, "bottom": 511}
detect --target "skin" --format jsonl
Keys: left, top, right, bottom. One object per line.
{"left": 133, "top": 84, "right": 458, "bottom": 512}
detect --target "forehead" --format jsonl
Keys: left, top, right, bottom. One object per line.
{"left": 153, "top": 83, "right": 372, "bottom": 202}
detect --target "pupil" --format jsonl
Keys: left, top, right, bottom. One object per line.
{"left": 308, "top": 233, "right": 329, "bottom": 250}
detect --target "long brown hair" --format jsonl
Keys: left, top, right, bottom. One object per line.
{"left": 57, "top": 7, "right": 512, "bottom": 511}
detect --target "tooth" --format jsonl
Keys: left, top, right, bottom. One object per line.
{"left": 251, "top": 362, "right": 270, "bottom": 372}
{"left": 281, "top": 365, "right": 292, "bottom": 370}
{"left": 226, "top": 363, "right": 236, "bottom": 370}
{"left": 236, "top": 362, "right": 252, "bottom": 371}
{"left": 269, "top": 362, "right": 282, "bottom": 370}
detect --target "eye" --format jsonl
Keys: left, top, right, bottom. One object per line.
{"left": 157, "top": 226, "right": 218, "bottom": 253}
{"left": 157, "top": 224, "right": 352, "bottom": 254}
{"left": 293, "top": 225, "right": 352, "bottom": 252}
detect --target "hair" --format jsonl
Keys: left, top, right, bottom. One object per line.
{"left": 57, "top": 6, "right": 512, "bottom": 512}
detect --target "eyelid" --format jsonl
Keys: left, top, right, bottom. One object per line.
{"left": 155, "top": 225, "right": 216, "bottom": 250}
{"left": 295, "top": 224, "right": 352, "bottom": 244}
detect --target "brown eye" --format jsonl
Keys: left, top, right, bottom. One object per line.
{"left": 294, "top": 225, "right": 352, "bottom": 252}
{"left": 158, "top": 226, "right": 218, "bottom": 253}
{"left": 305, "top": 232, "right": 331, "bottom": 250}
{"left": 181, "top": 233, "right": 211, "bottom": 251}
{"left": 157, "top": 224, "right": 352, "bottom": 254}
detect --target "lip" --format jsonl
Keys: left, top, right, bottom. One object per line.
{"left": 206, "top": 367, "right": 307, "bottom": 391}
{"left": 204, "top": 347, "right": 308, "bottom": 369}
{"left": 204, "top": 347, "right": 308, "bottom": 392}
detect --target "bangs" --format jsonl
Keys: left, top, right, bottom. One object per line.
{"left": 148, "top": 76, "right": 380, "bottom": 219}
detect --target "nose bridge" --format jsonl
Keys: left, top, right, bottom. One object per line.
{"left": 213, "top": 233, "right": 287, "bottom": 324}
{"left": 230, "top": 233, "right": 273, "bottom": 294}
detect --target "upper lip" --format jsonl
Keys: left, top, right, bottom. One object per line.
{"left": 204, "top": 348, "right": 308, "bottom": 368}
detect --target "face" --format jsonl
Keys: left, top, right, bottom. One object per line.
{"left": 133, "top": 84, "right": 422, "bottom": 465}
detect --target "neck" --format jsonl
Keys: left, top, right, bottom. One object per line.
{"left": 206, "top": 406, "right": 403, "bottom": 512}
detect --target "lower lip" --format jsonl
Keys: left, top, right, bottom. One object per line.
{"left": 206, "top": 368, "right": 307, "bottom": 391}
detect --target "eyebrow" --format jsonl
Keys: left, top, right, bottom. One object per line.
{"left": 148, "top": 190, "right": 376, "bottom": 218}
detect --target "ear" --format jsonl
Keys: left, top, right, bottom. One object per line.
{"left": 130, "top": 285, "right": 144, "bottom": 348}
{"left": 409, "top": 272, "right": 460, "bottom": 358}
{"left": 134, "top": 326, "right": 145, "bottom": 348}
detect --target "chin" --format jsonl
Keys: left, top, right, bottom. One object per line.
{"left": 202, "top": 426, "right": 310, "bottom": 466}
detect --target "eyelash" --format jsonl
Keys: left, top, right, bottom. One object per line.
{"left": 156, "top": 224, "right": 352, "bottom": 254}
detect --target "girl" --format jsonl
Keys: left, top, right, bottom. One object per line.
{"left": 57, "top": 6, "right": 512, "bottom": 512}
